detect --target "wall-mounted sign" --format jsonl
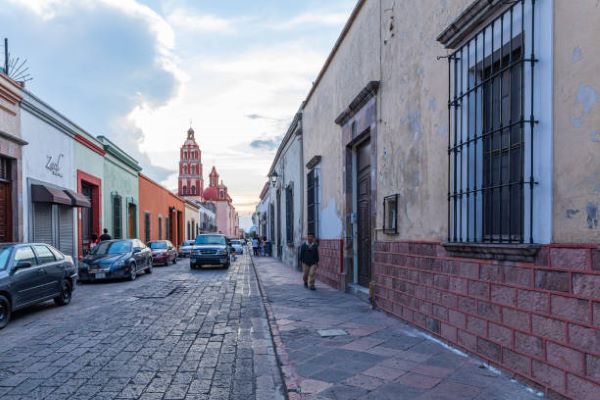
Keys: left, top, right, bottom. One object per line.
{"left": 45, "top": 154, "right": 64, "bottom": 177}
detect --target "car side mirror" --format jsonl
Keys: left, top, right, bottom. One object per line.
{"left": 14, "top": 261, "right": 32, "bottom": 271}
{"left": 133, "top": 247, "right": 142, "bottom": 254}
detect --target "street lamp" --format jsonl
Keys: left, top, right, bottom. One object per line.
{"left": 270, "top": 171, "right": 278, "bottom": 188}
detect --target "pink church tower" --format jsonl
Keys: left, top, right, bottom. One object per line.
{"left": 178, "top": 127, "right": 204, "bottom": 200}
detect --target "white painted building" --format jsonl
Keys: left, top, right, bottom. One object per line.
{"left": 20, "top": 90, "right": 90, "bottom": 260}
{"left": 267, "top": 109, "right": 304, "bottom": 268}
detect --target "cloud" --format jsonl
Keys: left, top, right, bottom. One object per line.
{"left": 270, "top": 11, "right": 350, "bottom": 30}
{"left": 249, "top": 137, "right": 282, "bottom": 151}
{"left": 4, "top": 0, "right": 183, "bottom": 182}
{"left": 167, "top": 8, "right": 236, "bottom": 34}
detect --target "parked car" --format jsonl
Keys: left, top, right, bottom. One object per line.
{"left": 79, "top": 239, "right": 152, "bottom": 282}
{"left": 230, "top": 240, "right": 244, "bottom": 255}
{"left": 0, "top": 243, "right": 77, "bottom": 329}
{"left": 178, "top": 240, "right": 195, "bottom": 258}
{"left": 190, "top": 234, "right": 231, "bottom": 269}
{"left": 148, "top": 240, "right": 177, "bottom": 265}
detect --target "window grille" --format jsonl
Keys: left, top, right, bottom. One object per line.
{"left": 166, "top": 216, "right": 171, "bottom": 240}
{"left": 144, "top": 212, "right": 151, "bottom": 242}
{"left": 285, "top": 184, "right": 294, "bottom": 244}
{"left": 113, "top": 194, "right": 122, "bottom": 239}
{"left": 447, "top": 0, "right": 538, "bottom": 244}
{"left": 158, "top": 216, "right": 162, "bottom": 239}
{"left": 0, "top": 157, "right": 10, "bottom": 181}
{"left": 306, "top": 169, "right": 319, "bottom": 237}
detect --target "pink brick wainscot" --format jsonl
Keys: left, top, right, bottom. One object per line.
{"left": 372, "top": 241, "right": 600, "bottom": 400}
{"left": 316, "top": 239, "right": 344, "bottom": 290}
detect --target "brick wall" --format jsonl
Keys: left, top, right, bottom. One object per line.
{"left": 373, "top": 241, "right": 599, "bottom": 400}
{"left": 316, "top": 239, "right": 343, "bottom": 290}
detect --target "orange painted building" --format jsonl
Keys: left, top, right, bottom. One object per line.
{"left": 138, "top": 173, "right": 185, "bottom": 247}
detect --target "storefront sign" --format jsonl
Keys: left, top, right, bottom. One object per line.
{"left": 45, "top": 153, "right": 64, "bottom": 177}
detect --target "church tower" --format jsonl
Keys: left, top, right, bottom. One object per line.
{"left": 178, "top": 127, "right": 204, "bottom": 199}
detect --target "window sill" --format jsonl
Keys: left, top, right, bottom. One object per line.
{"left": 442, "top": 242, "right": 541, "bottom": 262}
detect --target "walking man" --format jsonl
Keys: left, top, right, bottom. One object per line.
{"left": 300, "top": 233, "right": 319, "bottom": 290}
{"left": 99, "top": 228, "right": 112, "bottom": 242}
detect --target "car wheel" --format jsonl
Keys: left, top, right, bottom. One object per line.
{"left": 54, "top": 280, "right": 72, "bottom": 306}
{"left": 128, "top": 263, "right": 137, "bottom": 281}
{"left": 190, "top": 264, "right": 195, "bottom": 270}
{"left": 172, "top": 256, "right": 177, "bottom": 265}
{"left": 224, "top": 260, "right": 231, "bottom": 269}
{"left": 0, "top": 295, "right": 11, "bottom": 329}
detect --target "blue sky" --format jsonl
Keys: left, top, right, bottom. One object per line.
{"left": 0, "top": 0, "right": 355, "bottom": 229}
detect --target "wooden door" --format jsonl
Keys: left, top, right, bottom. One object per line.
{"left": 356, "top": 139, "right": 371, "bottom": 287}
{"left": 128, "top": 204, "right": 136, "bottom": 239}
{"left": 0, "top": 182, "right": 12, "bottom": 242}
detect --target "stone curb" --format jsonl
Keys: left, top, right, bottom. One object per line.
{"left": 249, "top": 254, "right": 298, "bottom": 399}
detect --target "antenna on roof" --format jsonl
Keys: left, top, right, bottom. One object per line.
{"left": 2, "top": 38, "right": 33, "bottom": 83}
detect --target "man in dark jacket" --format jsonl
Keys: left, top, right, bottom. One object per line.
{"left": 99, "top": 228, "right": 112, "bottom": 242}
{"left": 299, "top": 233, "right": 319, "bottom": 290}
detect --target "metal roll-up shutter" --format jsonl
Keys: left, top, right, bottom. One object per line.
{"left": 33, "top": 202, "right": 53, "bottom": 245}
{"left": 58, "top": 205, "right": 74, "bottom": 258}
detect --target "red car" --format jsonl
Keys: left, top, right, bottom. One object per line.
{"left": 148, "top": 240, "right": 178, "bottom": 266}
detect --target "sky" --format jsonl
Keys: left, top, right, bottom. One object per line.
{"left": 0, "top": 0, "right": 356, "bottom": 230}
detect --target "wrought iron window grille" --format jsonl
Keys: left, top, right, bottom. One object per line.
{"left": 383, "top": 194, "right": 399, "bottom": 235}
{"left": 447, "top": 0, "right": 539, "bottom": 245}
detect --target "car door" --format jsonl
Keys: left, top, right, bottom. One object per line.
{"left": 10, "top": 246, "right": 44, "bottom": 307}
{"left": 141, "top": 241, "right": 152, "bottom": 267}
{"left": 32, "top": 245, "right": 62, "bottom": 297}
{"left": 133, "top": 240, "right": 145, "bottom": 270}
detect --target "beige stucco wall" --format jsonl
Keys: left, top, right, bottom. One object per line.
{"left": 552, "top": 0, "right": 600, "bottom": 243}
{"left": 376, "top": 0, "right": 472, "bottom": 242}
{"left": 302, "top": 0, "right": 381, "bottom": 240}
{"left": 184, "top": 202, "right": 199, "bottom": 240}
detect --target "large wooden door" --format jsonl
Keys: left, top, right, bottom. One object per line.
{"left": 0, "top": 182, "right": 12, "bottom": 242}
{"left": 356, "top": 139, "right": 371, "bottom": 287}
{"left": 128, "top": 204, "right": 136, "bottom": 239}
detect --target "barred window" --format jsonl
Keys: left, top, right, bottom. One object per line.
{"left": 112, "top": 194, "right": 122, "bottom": 239}
{"left": 144, "top": 212, "right": 151, "bottom": 243}
{"left": 285, "top": 184, "right": 294, "bottom": 244}
{"left": 306, "top": 169, "right": 320, "bottom": 237}
{"left": 158, "top": 216, "right": 162, "bottom": 240}
{"left": 448, "top": 0, "right": 538, "bottom": 244}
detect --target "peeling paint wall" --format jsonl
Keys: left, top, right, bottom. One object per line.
{"left": 553, "top": 0, "right": 600, "bottom": 242}
{"left": 302, "top": 0, "right": 381, "bottom": 241}
{"left": 376, "top": 0, "right": 472, "bottom": 241}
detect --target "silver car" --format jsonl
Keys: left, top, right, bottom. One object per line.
{"left": 178, "top": 240, "right": 195, "bottom": 258}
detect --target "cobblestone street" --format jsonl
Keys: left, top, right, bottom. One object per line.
{"left": 0, "top": 254, "right": 284, "bottom": 400}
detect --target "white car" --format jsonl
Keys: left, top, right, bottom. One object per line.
{"left": 230, "top": 240, "right": 244, "bottom": 255}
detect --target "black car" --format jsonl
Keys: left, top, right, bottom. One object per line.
{"left": 148, "top": 240, "right": 177, "bottom": 266}
{"left": 190, "top": 234, "right": 231, "bottom": 269}
{"left": 0, "top": 243, "right": 77, "bottom": 329}
{"left": 79, "top": 239, "right": 152, "bottom": 282}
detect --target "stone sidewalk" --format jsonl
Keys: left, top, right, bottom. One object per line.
{"left": 252, "top": 256, "right": 544, "bottom": 400}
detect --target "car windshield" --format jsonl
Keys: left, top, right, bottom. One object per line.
{"left": 232, "top": 240, "right": 241, "bottom": 245}
{"left": 195, "top": 235, "right": 226, "bottom": 245}
{"left": 92, "top": 241, "right": 132, "bottom": 255}
{"left": 0, "top": 246, "right": 12, "bottom": 270}
{"left": 149, "top": 242, "right": 168, "bottom": 250}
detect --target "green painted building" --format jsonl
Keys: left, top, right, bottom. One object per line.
{"left": 98, "top": 136, "right": 142, "bottom": 240}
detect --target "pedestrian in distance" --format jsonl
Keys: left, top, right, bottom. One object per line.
{"left": 300, "top": 233, "right": 319, "bottom": 290}
{"left": 99, "top": 228, "right": 112, "bottom": 242}
{"left": 252, "top": 237, "right": 259, "bottom": 256}
{"left": 259, "top": 237, "right": 265, "bottom": 256}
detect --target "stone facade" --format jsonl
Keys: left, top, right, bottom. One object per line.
{"left": 261, "top": 0, "right": 600, "bottom": 398}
